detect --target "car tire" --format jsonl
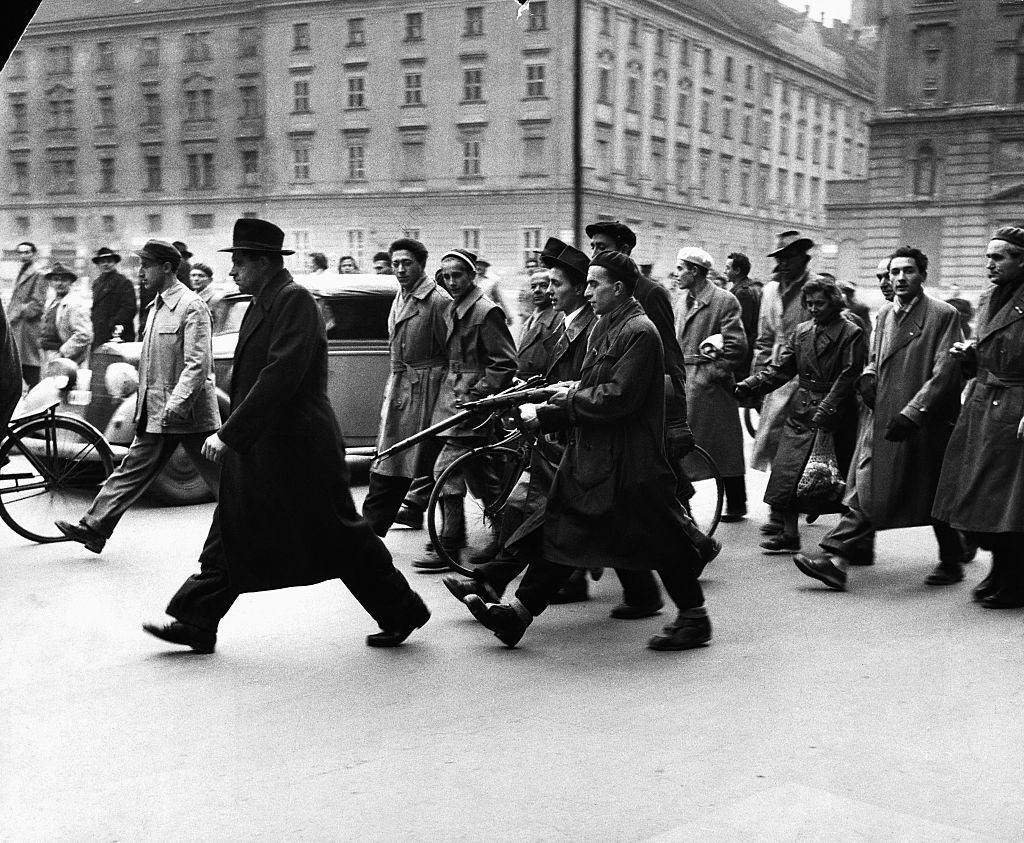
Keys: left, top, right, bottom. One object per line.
{"left": 147, "top": 444, "right": 215, "bottom": 506}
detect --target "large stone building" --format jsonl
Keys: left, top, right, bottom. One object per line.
{"left": 827, "top": 0, "right": 1024, "bottom": 288}
{"left": 1, "top": 0, "right": 875, "bottom": 282}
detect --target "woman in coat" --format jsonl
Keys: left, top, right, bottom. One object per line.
{"left": 736, "top": 277, "right": 866, "bottom": 554}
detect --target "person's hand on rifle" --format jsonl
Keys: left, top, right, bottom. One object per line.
{"left": 517, "top": 403, "right": 541, "bottom": 431}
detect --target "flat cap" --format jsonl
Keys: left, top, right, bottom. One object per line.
{"left": 133, "top": 239, "right": 182, "bottom": 268}
{"left": 677, "top": 247, "right": 714, "bottom": 271}
{"left": 585, "top": 220, "right": 637, "bottom": 252}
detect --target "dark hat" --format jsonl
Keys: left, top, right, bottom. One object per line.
{"left": 589, "top": 250, "right": 641, "bottom": 292}
{"left": 44, "top": 261, "right": 76, "bottom": 281}
{"left": 134, "top": 239, "right": 183, "bottom": 269}
{"left": 992, "top": 226, "right": 1024, "bottom": 250}
{"left": 768, "top": 230, "right": 815, "bottom": 257}
{"left": 171, "top": 240, "right": 193, "bottom": 259}
{"left": 91, "top": 246, "right": 122, "bottom": 264}
{"left": 475, "top": 257, "right": 491, "bottom": 268}
{"left": 584, "top": 220, "right": 637, "bottom": 252}
{"left": 218, "top": 218, "right": 295, "bottom": 255}
{"left": 440, "top": 248, "right": 478, "bottom": 275}
{"left": 540, "top": 237, "right": 589, "bottom": 285}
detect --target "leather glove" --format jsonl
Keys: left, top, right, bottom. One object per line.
{"left": 858, "top": 375, "right": 876, "bottom": 411}
{"left": 884, "top": 412, "right": 918, "bottom": 442}
{"left": 811, "top": 407, "right": 834, "bottom": 430}
{"left": 734, "top": 382, "right": 754, "bottom": 401}
{"left": 666, "top": 421, "right": 696, "bottom": 460}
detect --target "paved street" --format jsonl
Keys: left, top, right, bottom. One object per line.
{"left": 1, "top": 463, "right": 1022, "bottom": 841}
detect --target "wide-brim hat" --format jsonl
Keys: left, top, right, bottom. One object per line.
{"left": 218, "top": 218, "right": 294, "bottom": 255}
{"left": 540, "top": 237, "right": 589, "bottom": 285}
{"left": 91, "top": 247, "right": 121, "bottom": 264}
{"left": 172, "top": 241, "right": 194, "bottom": 259}
{"left": 768, "top": 230, "right": 814, "bottom": 257}
{"left": 585, "top": 220, "right": 637, "bottom": 252}
{"left": 44, "top": 261, "right": 77, "bottom": 281}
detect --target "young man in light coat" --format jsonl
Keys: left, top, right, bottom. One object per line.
{"left": 56, "top": 240, "right": 221, "bottom": 553}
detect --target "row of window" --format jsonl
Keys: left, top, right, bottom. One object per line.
{"left": 4, "top": 3, "right": 550, "bottom": 78}
{"left": 8, "top": 62, "right": 547, "bottom": 134}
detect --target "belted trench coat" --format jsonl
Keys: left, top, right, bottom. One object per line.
{"left": 933, "top": 284, "right": 1024, "bottom": 533}
{"left": 674, "top": 281, "right": 747, "bottom": 478}
{"left": 852, "top": 295, "right": 963, "bottom": 530}
{"left": 373, "top": 276, "right": 451, "bottom": 477}
{"left": 740, "top": 315, "right": 865, "bottom": 511}
{"left": 537, "top": 299, "right": 701, "bottom": 571}
{"left": 431, "top": 285, "right": 517, "bottom": 439}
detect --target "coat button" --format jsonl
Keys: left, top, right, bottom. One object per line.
{"left": 993, "top": 401, "right": 1000, "bottom": 406}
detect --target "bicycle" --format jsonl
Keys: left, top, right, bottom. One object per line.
{"left": 377, "top": 381, "right": 724, "bottom": 577}
{"left": 0, "top": 402, "right": 114, "bottom": 542}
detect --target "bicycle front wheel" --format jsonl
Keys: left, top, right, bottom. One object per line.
{"left": 678, "top": 445, "right": 724, "bottom": 537}
{"left": 0, "top": 415, "right": 114, "bottom": 543}
{"left": 427, "top": 444, "right": 527, "bottom": 577}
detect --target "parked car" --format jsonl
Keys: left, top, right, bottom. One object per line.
{"left": 81, "top": 273, "right": 397, "bottom": 504}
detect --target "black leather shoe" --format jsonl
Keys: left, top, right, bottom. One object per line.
{"left": 761, "top": 534, "right": 800, "bottom": 554}
{"left": 793, "top": 553, "right": 847, "bottom": 591}
{"left": 696, "top": 537, "right": 722, "bottom": 577}
{"left": 441, "top": 574, "right": 500, "bottom": 605}
{"left": 759, "top": 521, "right": 784, "bottom": 536}
{"left": 394, "top": 505, "right": 424, "bottom": 530}
{"left": 142, "top": 621, "right": 216, "bottom": 653}
{"left": 977, "top": 593, "right": 1024, "bottom": 610}
{"left": 720, "top": 509, "right": 747, "bottom": 523}
{"left": 412, "top": 545, "right": 455, "bottom": 571}
{"left": 464, "top": 595, "right": 527, "bottom": 647}
{"left": 55, "top": 520, "right": 106, "bottom": 553}
{"left": 610, "top": 601, "right": 664, "bottom": 619}
{"left": 366, "top": 595, "right": 430, "bottom": 647}
{"left": 972, "top": 573, "right": 997, "bottom": 602}
{"left": 924, "top": 562, "right": 964, "bottom": 586}
{"left": 648, "top": 615, "right": 712, "bottom": 651}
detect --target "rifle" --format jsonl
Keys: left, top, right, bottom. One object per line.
{"left": 374, "top": 376, "right": 547, "bottom": 462}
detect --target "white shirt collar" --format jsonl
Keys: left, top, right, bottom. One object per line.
{"left": 563, "top": 304, "right": 588, "bottom": 331}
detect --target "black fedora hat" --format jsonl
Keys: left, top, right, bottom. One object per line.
{"left": 172, "top": 240, "right": 194, "bottom": 259}
{"left": 44, "top": 261, "right": 77, "bottom": 281}
{"left": 91, "top": 246, "right": 122, "bottom": 264}
{"left": 540, "top": 237, "right": 589, "bottom": 285}
{"left": 218, "top": 218, "right": 295, "bottom": 255}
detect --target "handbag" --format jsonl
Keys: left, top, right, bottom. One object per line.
{"left": 796, "top": 429, "right": 846, "bottom": 512}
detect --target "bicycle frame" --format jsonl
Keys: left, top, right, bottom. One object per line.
{"left": 2, "top": 404, "right": 109, "bottom": 494}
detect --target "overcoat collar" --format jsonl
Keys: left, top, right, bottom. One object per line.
{"left": 878, "top": 294, "right": 926, "bottom": 367}
{"left": 546, "top": 306, "right": 595, "bottom": 373}
{"left": 681, "top": 279, "right": 713, "bottom": 326}
{"left": 236, "top": 269, "right": 292, "bottom": 360}
{"left": 394, "top": 276, "right": 437, "bottom": 326}
{"left": 520, "top": 306, "right": 556, "bottom": 348}
{"left": 452, "top": 284, "right": 484, "bottom": 321}
{"left": 154, "top": 280, "right": 188, "bottom": 312}
{"left": 977, "top": 282, "right": 1024, "bottom": 344}
{"left": 803, "top": 314, "right": 845, "bottom": 371}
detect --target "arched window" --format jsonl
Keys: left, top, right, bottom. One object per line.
{"left": 913, "top": 142, "right": 937, "bottom": 196}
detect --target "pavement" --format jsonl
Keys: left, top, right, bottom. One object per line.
{"left": 1, "top": 464, "right": 1022, "bottom": 841}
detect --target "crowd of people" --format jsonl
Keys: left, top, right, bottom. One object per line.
{"left": 2, "top": 215, "right": 1023, "bottom": 656}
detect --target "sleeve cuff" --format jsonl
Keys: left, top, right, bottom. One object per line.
{"left": 902, "top": 405, "right": 925, "bottom": 426}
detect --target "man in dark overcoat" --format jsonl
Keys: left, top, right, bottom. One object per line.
{"left": 464, "top": 251, "right": 713, "bottom": 652}
{"left": 361, "top": 238, "right": 451, "bottom": 537}
{"left": 89, "top": 247, "right": 137, "bottom": 346}
{"left": 144, "top": 219, "right": 429, "bottom": 653}
{"left": 933, "top": 227, "right": 1024, "bottom": 608}
{"left": 725, "top": 251, "right": 762, "bottom": 382}
{"left": 794, "top": 245, "right": 970, "bottom": 590}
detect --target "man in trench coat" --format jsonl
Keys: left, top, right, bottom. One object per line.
{"left": 361, "top": 238, "right": 451, "bottom": 536}
{"left": 932, "top": 226, "right": 1024, "bottom": 608}
{"left": 144, "top": 219, "right": 429, "bottom": 653}
{"left": 463, "top": 251, "right": 713, "bottom": 652}
{"left": 8, "top": 241, "right": 47, "bottom": 387}
{"left": 674, "top": 246, "right": 748, "bottom": 519}
{"left": 89, "top": 247, "right": 138, "bottom": 347}
{"left": 794, "top": 245, "right": 970, "bottom": 590}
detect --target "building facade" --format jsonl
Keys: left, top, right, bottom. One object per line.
{"left": 1, "top": 0, "right": 875, "bottom": 284}
{"left": 827, "top": 0, "right": 1024, "bottom": 289}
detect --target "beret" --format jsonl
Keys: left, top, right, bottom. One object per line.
{"left": 590, "top": 250, "right": 640, "bottom": 290}
{"left": 992, "top": 226, "right": 1024, "bottom": 250}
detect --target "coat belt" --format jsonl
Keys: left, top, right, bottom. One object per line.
{"left": 390, "top": 358, "right": 447, "bottom": 384}
{"left": 447, "top": 362, "right": 483, "bottom": 375}
{"left": 978, "top": 369, "right": 1024, "bottom": 388}
{"left": 798, "top": 376, "right": 833, "bottom": 392}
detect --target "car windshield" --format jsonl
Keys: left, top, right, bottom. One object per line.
{"left": 319, "top": 292, "right": 394, "bottom": 341}
{"left": 215, "top": 297, "right": 251, "bottom": 336}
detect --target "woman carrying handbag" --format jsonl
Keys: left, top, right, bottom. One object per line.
{"left": 734, "top": 277, "right": 867, "bottom": 554}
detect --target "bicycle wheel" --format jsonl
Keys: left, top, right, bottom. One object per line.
{"left": 743, "top": 406, "right": 760, "bottom": 438}
{"left": 0, "top": 415, "right": 114, "bottom": 543}
{"left": 678, "top": 445, "right": 724, "bottom": 537}
{"left": 427, "top": 444, "right": 527, "bottom": 577}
